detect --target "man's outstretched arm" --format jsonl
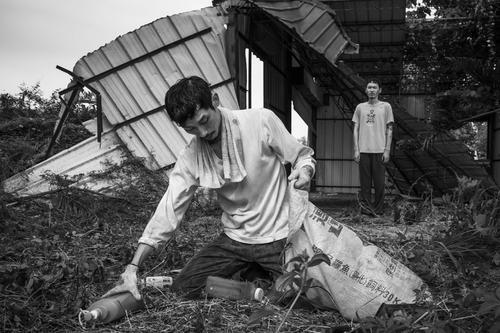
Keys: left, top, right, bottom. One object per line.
{"left": 101, "top": 243, "right": 155, "bottom": 300}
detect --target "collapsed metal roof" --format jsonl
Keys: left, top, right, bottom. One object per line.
{"left": 69, "top": 7, "right": 238, "bottom": 170}
{"left": 387, "top": 104, "right": 494, "bottom": 195}
{"left": 3, "top": 7, "right": 239, "bottom": 196}
{"left": 327, "top": 0, "right": 406, "bottom": 94}
{"left": 253, "top": 0, "right": 359, "bottom": 61}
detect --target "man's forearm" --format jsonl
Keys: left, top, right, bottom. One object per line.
{"left": 353, "top": 123, "right": 359, "bottom": 152}
{"left": 130, "top": 243, "right": 155, "bottom": 268}
{"left": 385, "top": 124, "right": 393, "bottom": 152}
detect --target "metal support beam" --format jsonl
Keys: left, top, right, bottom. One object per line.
{"left": 45, "top": 87, "right": 81, "bottom": 159}
{"left": 56, "top": 65, "right": 103, "bottom": 142}
{"left": 112, "top": 78, "right": 235, "bottom": 131}
{"left": 340, "top": 20, "right": 406, "bottom": 27}
{"left": 58, "top": 28, "right": 212, "bottom": 95}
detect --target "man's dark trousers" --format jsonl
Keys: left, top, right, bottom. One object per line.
{"left": 359, "top": 153, "right": 385, "bottom": 214}
{"left": 171, "top": 233, "right": 285, "bottom": 298}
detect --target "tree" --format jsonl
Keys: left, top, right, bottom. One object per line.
{"left": 404, "top": 0, "right": 500, "bottom": 132}
{"left": 0, "top": 86, "right": 94, "bottom": 180}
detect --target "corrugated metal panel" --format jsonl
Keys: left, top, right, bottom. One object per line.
{"left": 326, "top": 0, "right": 406, "bottom": 93}
{"left": 315, "top": 161, "right": 358, "bottom": 194}
{"left": 3, "top": 131, "right": 127, "bottom": 196}
{"left": 71, "top": 7, "right": 238, "bottom": 170}
{"left": 264, "top": 48, "right": 291, "bottom": 126}
{"left": 328, "top": 0, "right": 406, "bottom": 23}
{"left": 316, "top": 120, "right": 352, "bottom": 160}
{"left": 388, "top": 99, "right": 495, "bottom": 195}
{"left": 315, "top": 99, "right": 358, "bottom": 194}
{"left": 254, "top": 0, "right": 358, "bottom": 64}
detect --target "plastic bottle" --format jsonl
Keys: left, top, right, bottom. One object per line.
{"left": 79, "top": 276, "right": 173, "bottom": 325}
{"left": 205, "top": 276, "right": 264, "bottom": 302}
{"left": 79, "top": 291, "right": 144, "bottom": 324}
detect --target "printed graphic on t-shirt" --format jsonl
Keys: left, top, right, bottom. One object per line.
{"left": 366, "top": 109, "right": 375, "bottom": 126}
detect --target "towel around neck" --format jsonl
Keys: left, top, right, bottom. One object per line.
{"left": 193, "top": 107, "right": 247, "bottom": 188}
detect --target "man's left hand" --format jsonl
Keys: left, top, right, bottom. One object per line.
{"left": 288, "top": 166, "right": 313, "bottom": 191}
{"left": 382, "top": 150, "right": 390, "bottom": 163}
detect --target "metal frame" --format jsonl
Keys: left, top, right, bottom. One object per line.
{"left": 46, "top": 28, "right": 214, "bottom": 159}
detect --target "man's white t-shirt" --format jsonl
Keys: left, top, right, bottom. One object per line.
{"left": 352, "top": 101, "right": 394, "bottom": 153}
{"left": 139, "top": 108, "right": 316, "bottom": 248}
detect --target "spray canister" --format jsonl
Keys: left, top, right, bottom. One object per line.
{"left": 141, "top": 275, "right": 174, "bottom": 289}
{"left": 205, "top": 276, "right": 264, "bottom": 302}
{"left": 79, "top": 276, "right": 173, "bottom": 325}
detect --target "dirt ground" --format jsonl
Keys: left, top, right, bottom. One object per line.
{"left": 1, "top": 179, "right": 499, "bottom": 332}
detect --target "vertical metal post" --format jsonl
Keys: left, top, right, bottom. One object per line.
{"left": 248, "top": 48, "right": 252, "bottom": 108}
{"left": 45, "top": 87, "right": 81, "bottom": 158}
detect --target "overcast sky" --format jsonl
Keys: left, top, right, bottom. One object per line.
{"left": 0, "top": 0, "right": 212, "bottom": 97}
{"left": 0, "top": 0, "right": 308, "bottom": 136}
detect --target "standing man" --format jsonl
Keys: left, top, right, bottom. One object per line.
{"left": 103, "top": 76, "right": 315, "bottom": 300}
{"left": 352, "top": 80, "right": 394, "bottom": 216}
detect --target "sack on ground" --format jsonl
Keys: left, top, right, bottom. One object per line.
{"left": 285, "top": 184, "right": 428, "bottom": 320}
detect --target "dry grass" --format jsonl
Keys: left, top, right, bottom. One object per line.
{"left": 1, "top": 160, "right": 499, "bottom": 332}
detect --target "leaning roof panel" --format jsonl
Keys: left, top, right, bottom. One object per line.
{"left": 254, "top": 0, "right": 359, "bottom": 63}
{"left": 71, "top": 7, "right": 238, "bottom": 170}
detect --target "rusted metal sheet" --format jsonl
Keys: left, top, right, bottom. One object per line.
{"left": 71, "top": 7, "right": 238, "bottom": 170}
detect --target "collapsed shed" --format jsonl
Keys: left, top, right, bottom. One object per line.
{"left": 2, "top": 0, "right": 495, "bottom": 197}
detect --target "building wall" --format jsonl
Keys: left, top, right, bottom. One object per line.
{"left": 315, "top": 95, "right": 359, "bottom": 193}
{"left": 262, "top": 33, "right": 292, "bottom": 128}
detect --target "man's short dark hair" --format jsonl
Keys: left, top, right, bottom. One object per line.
{"left": 366, "top": 79, "right": 381, "bottom": 88}
{"left": 164, "top": 76, "right": 214, "bottom": 125}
